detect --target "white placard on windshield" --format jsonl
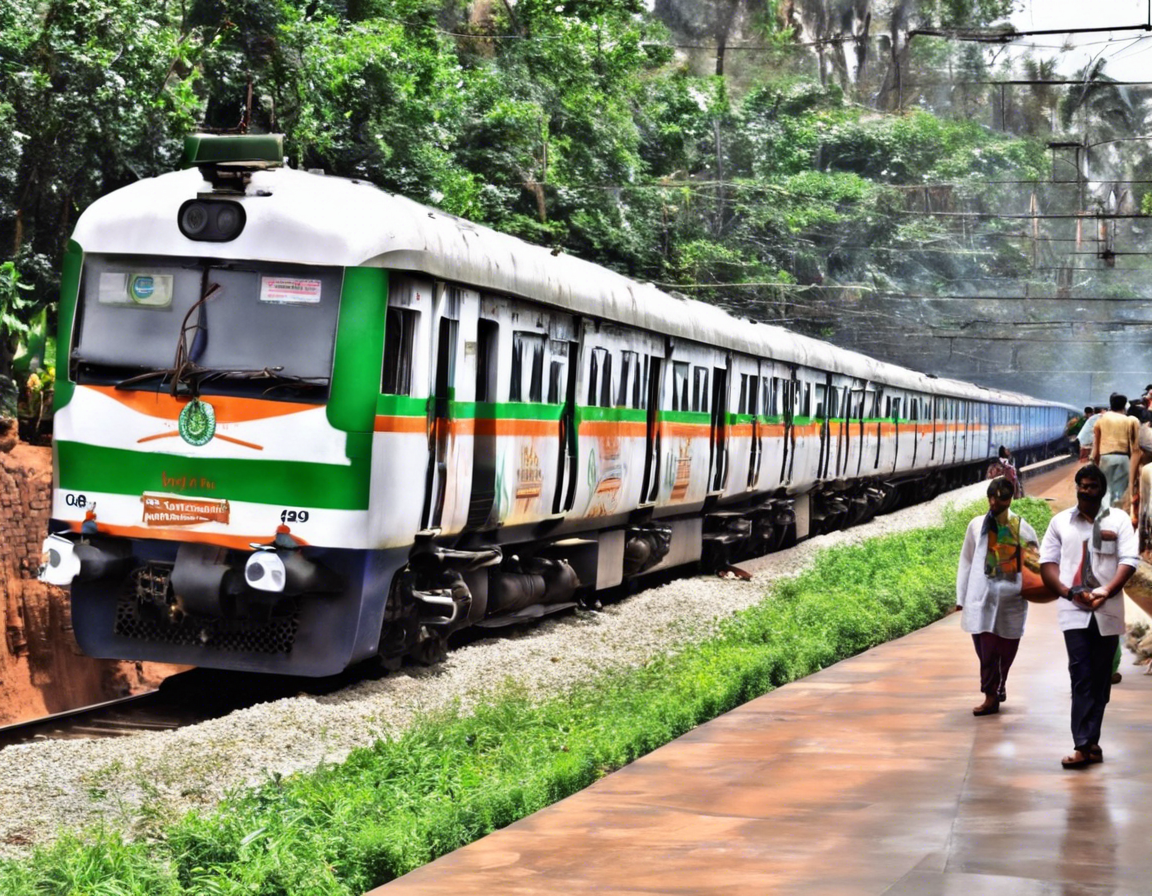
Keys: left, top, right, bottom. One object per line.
{"left": 260, "top": 276, "right": 322, "bottom": 304}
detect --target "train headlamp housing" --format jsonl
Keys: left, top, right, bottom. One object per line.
{"left": 178, "top": 199, "right": 247, "bottom": 242}
{"left": 245, "top": 550, "right": 286, "bottom": 593}
{"left": 39, "top": 534, "right": 81, "bottom": 586}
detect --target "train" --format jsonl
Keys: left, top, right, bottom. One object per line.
{"left": 38, "top": 134, "right": 1073, "bottom": 675}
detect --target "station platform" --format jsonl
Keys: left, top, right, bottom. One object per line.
{"left": 372, "top": 465, "right": 1152, "bottom": 895}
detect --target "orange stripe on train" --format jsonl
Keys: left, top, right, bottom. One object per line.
{"left": 374, "top": 417, "right": 562, "bottom": 437}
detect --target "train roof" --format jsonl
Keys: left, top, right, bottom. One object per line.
{"left": 73, "top": 166, "right": 1071, "bottom": 411}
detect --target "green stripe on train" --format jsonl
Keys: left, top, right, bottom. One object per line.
{"left": 56, "top": 442, "right": 371, "bottom": 510}
{"left": 577, "top": 406, "right": 649, "bottom": 424}
{"left": 52, "top": 241, "right": 84, "bottom": 412}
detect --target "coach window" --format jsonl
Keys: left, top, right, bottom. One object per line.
{"left": 692, "top": 366, "right": 709, "bottom": 413}
{"left": 891, "top": 397, "right": 901, "bottom": 420}
{"left": 601, "top": 351, "right": 614, "bottom": 408}
{"left": 547, "top": 340, "right": 568, "bottom": 404}
{"left": 587, "top": 347, "right": 609, "bottom": 407}
{"left": 381, "top": 307, "right": 418, "bottom": 396}
{"left": 475, "top": 318, "right": 498, "bottom": 403}
{"left": 510, "top": 332, "right": 546, "bottom": 403}
{"left": 738, "top": 374, "right": 758, "bottom": 415}
{"left": 672, "top": 362, "right": 689, "bottom": 411}
{"left": 910, "top": 398, "right": 919, "bottom": 422}
{"left": 618, "top": 351, "right": 638, "bottom": 408}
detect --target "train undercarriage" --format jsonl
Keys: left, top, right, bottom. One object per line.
{"left": 371, "top": 444, "right": 1066, "bottom": 668}
{"left": 44, "top": 442, "right": 1069, "bottom": 674}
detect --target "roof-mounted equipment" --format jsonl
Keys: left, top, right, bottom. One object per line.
{"left": 182, "top": 133, "right": 284, "bottom": 194}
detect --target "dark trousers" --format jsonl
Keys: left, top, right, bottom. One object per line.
{"left": 1063, "top": 616, "right": 1118, "bottom": 752}
{"left": 971, "top": 633, "right": 1020, "bottom": 697}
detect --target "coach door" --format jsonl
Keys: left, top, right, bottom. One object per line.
{"left": 639, "top": 349, "right": 666, "bottom": 506}
{"left": 728, "top": 354, "right": 760, "bottom": 493}
{"left": 868, "top": 385, "right": 882, "bottom": 473}
{"left": 422, "top": 284, "right": 468, "bottom": 533}
{"left": 468, "top": 308, "right": 499, "bottom": 529}
{"left": 553, "top": 333, "right": 580, "bottom": 514}
{"left": 710, "top": 362, "right": 730, "bottom": 494}
{"left": 783, "top": 373, "right": 801, "bottom": 484}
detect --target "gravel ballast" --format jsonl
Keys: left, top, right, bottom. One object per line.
{"left": 0, "top": 482, "right": 989, "bottom": 855}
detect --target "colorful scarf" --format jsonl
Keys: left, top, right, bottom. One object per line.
{"left": 983, "top": 510, "right": 1022, "bottom": 580}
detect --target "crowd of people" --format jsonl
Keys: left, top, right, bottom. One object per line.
{"left": 1072, "top": 389, "right": 1152, "bottom": 527}
{"left": 956, "top": 391, "right": 1151, "bottom": 771}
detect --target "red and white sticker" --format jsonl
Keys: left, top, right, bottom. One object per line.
{"left": 142, "top": 494, "right": 231, "bottom": 527}
{"left": 259, "top": 276, "right": 322, "bottom": 304}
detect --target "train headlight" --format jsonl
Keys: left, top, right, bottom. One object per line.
{"left": 39, "top": 534, "right": 81, "bottom": 586}
{"left": 178, "top": 199, "right": 246, "bottom": 242}
{"left": 245, "top": 550, "right": 286, "bottom": 593}
{"left": 180, "top": 202, "right": 209, "bottom": 236}
{"left": 214, "top": 203, "right": 241, "bottom": 235}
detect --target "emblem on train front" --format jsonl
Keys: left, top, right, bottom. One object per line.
{"left": 178, "top": 399, "right": 216, "bottom": 446}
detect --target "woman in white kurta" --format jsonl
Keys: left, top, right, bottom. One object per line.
{"left": 956, "top": 477, "right": 1039, "bottom": 716}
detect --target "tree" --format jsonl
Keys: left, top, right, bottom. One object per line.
{"left": 0, "top": 0, "right": 201, "bottom": 394}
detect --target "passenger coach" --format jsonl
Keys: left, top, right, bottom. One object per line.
{"left": 39, "top": 135, "right": 1072, "bottom": 674}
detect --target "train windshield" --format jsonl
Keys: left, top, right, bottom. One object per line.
{"left": 72, "top": 255, "right": 343, "bottom": 401}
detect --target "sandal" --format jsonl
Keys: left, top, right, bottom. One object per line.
{"left": 1062, "top": 750, "right": 1091, "bottom": 769}
{"left": 1088, "top": 745, "right": 1103, "bottom": 764}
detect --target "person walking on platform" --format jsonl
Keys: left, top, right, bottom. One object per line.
{"left": 1077, "top": 406, "right": 1104, "bottom": 462}
{"left": 1092, "top": 394, "right": 1139, "bottom": 508}
{"left": 1039, "top": 464, "right": 1137, "bottom": 769}
{"left": 956, "top": 477, "right": 1039, "bottom": 716}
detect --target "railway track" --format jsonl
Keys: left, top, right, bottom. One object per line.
{"left": 1, "top": 454, "right": 1078, "bottom": 751}
{"left": 0, "top": 666, "right": 377, "bottom": 750}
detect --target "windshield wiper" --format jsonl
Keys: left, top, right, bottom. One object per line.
{"left": 115, "top": 365, "right": 328, "bottom": 393}
{"left": 114, "top": 368, "right": 177, "bottom": 390}
{"left": 194, "top": 367, "right": 330, "bottom": 390}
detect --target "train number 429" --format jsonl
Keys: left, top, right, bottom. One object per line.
{"left": 280, "top": 509, "right": 310, "bottom": 524}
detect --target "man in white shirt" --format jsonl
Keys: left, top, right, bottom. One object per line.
{"left": 1039, "top": 464, "right": 1137, "bottom": 769}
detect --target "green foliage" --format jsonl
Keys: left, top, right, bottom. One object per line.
{"left": 0, "top": 261, "right": 34, "bottom": 345}
{"left": 280, "top": 10, "right": 479, "bottom": 214}
{"left": 819, "top": 111, "right": 1044, "bottom": 185}
{"left": 0, "top": 500, "right": 1049, "bottom": 895}
{"left": 0, "top": 0, "right": 1060, "bottom": 385}
{"left": 0, "top": 261, "right": 37, "bottom": 418}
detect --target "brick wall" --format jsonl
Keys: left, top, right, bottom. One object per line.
{"left": 0, "top": 444, "right": 52, "bottom": 580}
{"left": 0, "top": 442, "right": 179, "bottom": 725}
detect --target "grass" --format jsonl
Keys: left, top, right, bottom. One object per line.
{"left": 0, "top": 497, "right": 1052, "bottom": 895}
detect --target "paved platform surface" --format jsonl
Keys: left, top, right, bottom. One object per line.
{"left": 373, "top": 466, "right": 1152, "bottom": 895}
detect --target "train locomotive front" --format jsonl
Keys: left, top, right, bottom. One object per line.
{"left": 39, "top": 137, "right": 419, "bottom": 675}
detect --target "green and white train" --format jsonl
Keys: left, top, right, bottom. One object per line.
{"left": 39, "top": 135, "right": 1072, "bottom": 675}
